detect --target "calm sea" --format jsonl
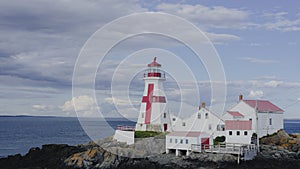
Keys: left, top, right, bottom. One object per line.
{"left": 0, "top": 117, "right": 299, "bottom": 157}
{"left": 0, "top": 116, "right": 135, "bottom": 158}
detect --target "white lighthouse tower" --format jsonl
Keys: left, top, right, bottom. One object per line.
{"left": 135, "top": 57, "right": 171, "bottom": 132}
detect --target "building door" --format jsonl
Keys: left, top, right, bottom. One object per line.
{"left": 164, "top": 124, "right": 168, "bottom": 131}
{"left": 201, "top": 138, "right": 209, "bottom": 149}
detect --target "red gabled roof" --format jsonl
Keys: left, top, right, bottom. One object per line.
{"left": 148, "top": 57, "right": 161, "bottom": 67}
{"left": 243, "top": 100, "right": 284, "bottom": 113}
{"left": 225, "top": 120, "right": 252, "bottom": 130}
{"left": 228, "top": 111, "right": 244, "bottom": 117}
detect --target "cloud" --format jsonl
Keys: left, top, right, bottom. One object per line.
{"left": 248, "top": 90, "right": 264, "bottom": 98}
{"left": 104, "top": 97, "right": 139, "bottom": 106}
{"left": 264, "top": 80, "right": 283, "bottom": 88}
{"left": 61, "top": 95, "right": 99, "bottom": 117}
{"left": 250, "top": 43, "right": 262, "bottom": 46}
{"left": 156, "top": 3, "right": 249, "bottom": 29}
{"left": 32, "top": 104, "right": 56, "bottom": 111}
{"left": 0, "top": 0, "right": 146, "bottom": 87}
{"left": 239, "top": 57, "right": 279, "bottom": 63}
{"left": 205, "top": 32, "right": 240, "bottom": 44}
{"left": 261, "top": 12, "right": 300, "bottom": 32}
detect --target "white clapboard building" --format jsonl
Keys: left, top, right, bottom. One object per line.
{"left": 166, "top": 131, "right": 212, "bottom": 156}
{"left": 170, "top": 102, "right": 225, "bottom": 138}
{"left": 223, "top": 95, "right": 284, "bottom": 144}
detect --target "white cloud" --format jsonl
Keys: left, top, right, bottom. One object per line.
{"left": 61, "top": 95, "right": 99, "bottom": 117}
{"left": 32, "top": 104, "right": 56, "bottom": 111}
{"left": 105, "top": 97, "right": 139, "bottom": 106}
{"left": 239, "top": 57, "right": 279, "bottom": 63}
{"left": 156, "top": 3, "right": 249, "bottom": 29}
{"left": 261, "top": 11, "right": 300, "bottom": 32}
{"left": 264, "top": 80, "right": 283, "bottom": 88}
{"left": 248, "top": 90, "right": 264, "bottom": 98}
{"left": 250, "top": 43, "right": 262, "bottom": 46}
{"left": 205, "top": 32, "right": 240, "bottom": 44}
{"left": 262, "top": 12, "right": 288, "bottom": 20}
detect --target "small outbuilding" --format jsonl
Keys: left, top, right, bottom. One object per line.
{"left": 166, "top": 131, "right": 212, "bottom": 156}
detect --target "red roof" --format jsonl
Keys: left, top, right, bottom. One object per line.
{"left": 168, "top": 131, "right": 209, "bottom": 137}
{"left": 243, "top": 100, "right": 284, "bottom": 112}
{"left": 225, "top": 120, "right": 252, "bottom": 130}
{"left": 228, "top": 111, "right": 244, "bottom": 117}
{"left": 148, "top": 57, "right": 161, "bottom": 67}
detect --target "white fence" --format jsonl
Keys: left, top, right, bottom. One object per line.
{"left": 191, "top": 143, "right": 257, "bottom": 162}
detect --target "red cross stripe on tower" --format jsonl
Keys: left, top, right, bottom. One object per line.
{"left": 142, "top": 83, "right": 166, "bottom": 124}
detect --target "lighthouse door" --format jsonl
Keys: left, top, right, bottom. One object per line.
{"left": 164, "top": 124, "right": 168, "bottom": 131}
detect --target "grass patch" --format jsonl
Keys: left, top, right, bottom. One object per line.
{"left": 134, "top": 131, "right": 162, "bottom": 138}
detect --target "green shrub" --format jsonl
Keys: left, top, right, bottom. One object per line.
{"left": 214, "top": 136, "right": 226, "bottom": 145}
{"left": 134, "top": 131, "right": 162, "bottom": 138}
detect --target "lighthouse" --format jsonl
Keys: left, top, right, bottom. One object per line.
{"left": 135, "top": 57, "right": 171, "bottom": 132}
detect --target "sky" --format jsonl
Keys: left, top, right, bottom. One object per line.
{"left": 0, "top": 0, "right": 300, "bottom": 119}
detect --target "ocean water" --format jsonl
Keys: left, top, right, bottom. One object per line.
{"left": 284, "top": 119, "right": 300, "bottom": 134}
{"left": 0, "top": 116, "right": 135, "bottom": 158}
{"left": 0, "top": 117, "right": 299, "bottom": 158}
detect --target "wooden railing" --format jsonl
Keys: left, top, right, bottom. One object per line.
{"left": 191, "top": 143, "right": 257, "bottom": 155}
{"left": 116, "top": 125, "right": 135, "bottom": 131}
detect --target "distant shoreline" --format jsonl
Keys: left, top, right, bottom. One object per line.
{"left": 0, "top": 115, "right": 299, "bottom": 121}
{"left": 0, "top": 115, "right": 137, "bottom": 121}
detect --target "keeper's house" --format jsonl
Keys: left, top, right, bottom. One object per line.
{"left": 223, "top": 95, "right": 284, "bottom": 144}
{"left": 170, "top": 102, "right": 225, "bottom": 138}
{"left": 166, "top": 131, "right": 212, "bottom": 156}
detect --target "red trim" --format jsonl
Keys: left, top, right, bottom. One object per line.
{"left": 144, "top": 84, "right": 153, "bottom": 124}
{"left": 228, "top": 111, "right": 244, "bottom": 117}
{"left": 243, "top": 100, "right": 284, "bottom": 112}
{"left": 225, "top": 120, "right": 252, "bottom": 130}
{"left": 148, "top": 57, "right": 161, "bottom": 67}
{"left": 142, "top": 84, "right": 166, "bottom": 124}
{"left": 148, "top": 72, "right": 161, "bottom": 77}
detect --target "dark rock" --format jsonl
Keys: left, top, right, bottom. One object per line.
{"left": 1, "top": 131, "right": 300, "bottom": 169}
{"left": 0, "top": 144, "right": 86, "bottom": 169}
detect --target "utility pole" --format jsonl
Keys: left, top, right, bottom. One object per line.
{"left": 255, "top": 100, "right": 260, "bottom": 152}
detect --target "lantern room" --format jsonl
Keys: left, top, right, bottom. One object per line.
{"left": 144, "top": 57, "right": 165, "bottom": 79}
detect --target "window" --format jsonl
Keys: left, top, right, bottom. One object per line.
{"left": 244, "top": 131, "right": 248, "bottom": 136}
{"left": 182, "top": 122, "right": 186, "bottom": 126}
{"left": 186, "top": 139, "right": 189, "bottom": 144}
{"left": 217, "top": 124, "right": 225, "bottom": 131}
{"left": 142, "top": 113, "right": 144, "bottom": 118}
{"left": 205, "top": 113, "right": 208, "bottom": 119}
{"left": 229, "top": 131, "right": 232, "bottom": 135}
{"left": 163, "top": 113, "right": 166, "bottom": 118}
{"left": 175, "top": 139, "right": 178, "bottom": 143}
{"left": 170, "top": 138, "right": 172, "bottom": 143}
{"left": 269, "top": 118, "right": 272, "bottom": 125}
{"left": 208, "top": 124, "right": 212, "bottom": 130}
{"left": 249, "top": 118, "right": 252, "bottom": 121}
{"left": 180, "top": 139, "right": 183, "bottom": 144}
{"left": 172, "top": 118, "right": 176, "bottom": 121}
{"left": 198, "top": 113, "right": 201, "bottom": 119}
{"left": 237, "top": 131, "right": 240, "bottom": 136}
